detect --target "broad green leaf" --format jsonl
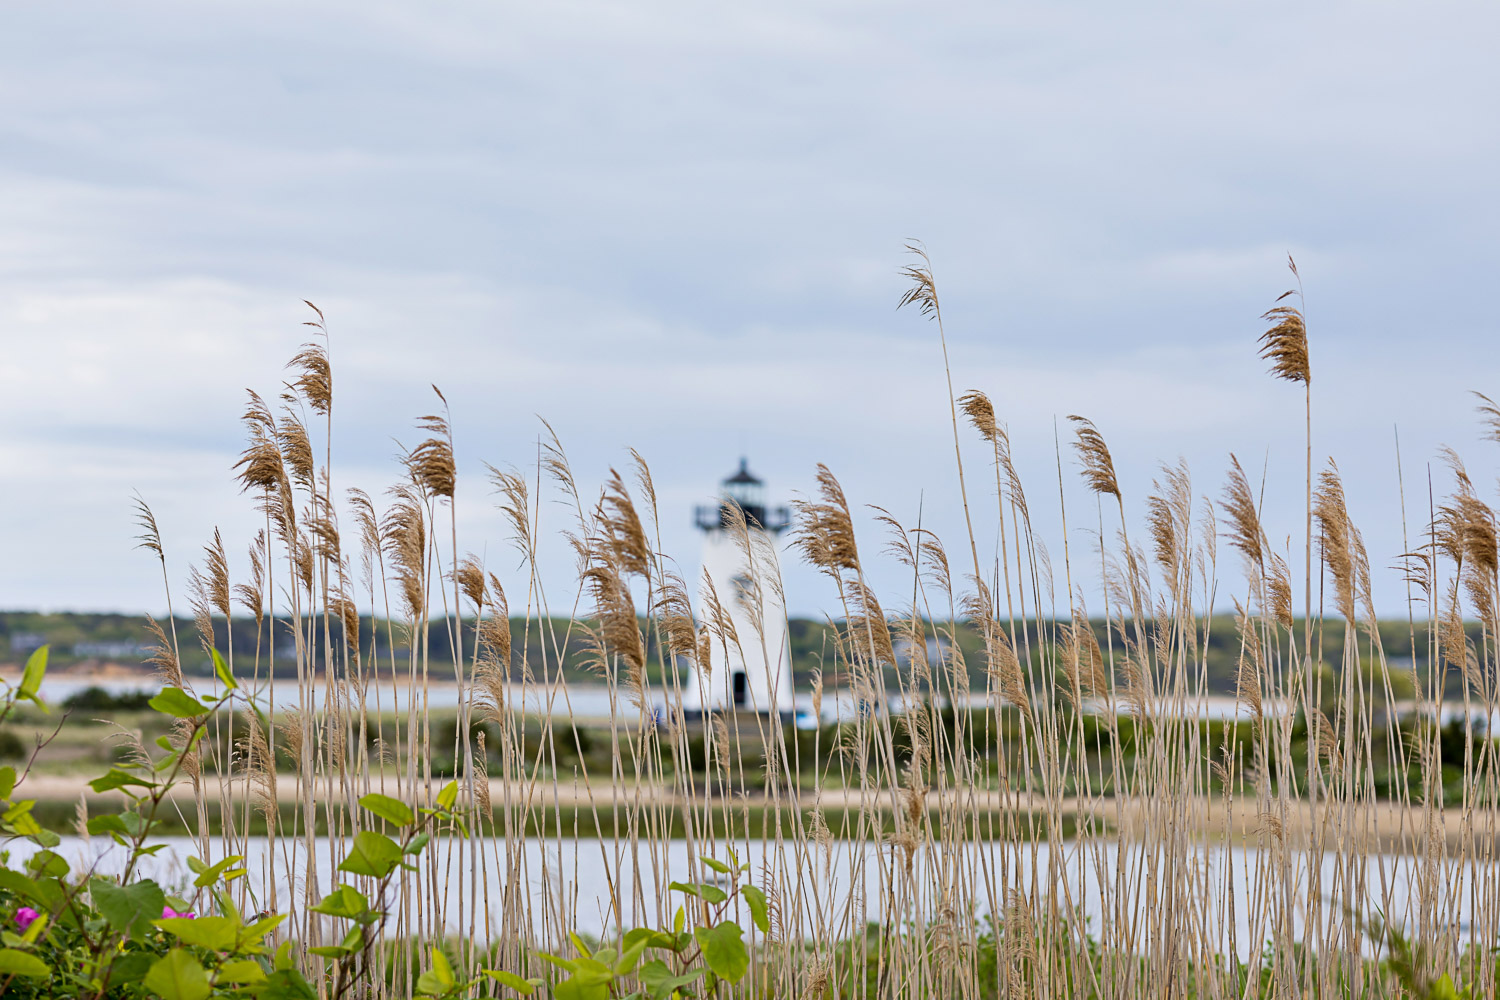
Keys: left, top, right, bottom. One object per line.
{"left": 92, "top": 878, "right": 165, "bottom": 940}
{"left": 0, "top": 869, "right": 41, "bottom": 902}
{"left": 742, "top": 884, "right": 771, "bottom": 933}
{"left": 359, "top": 793, "right": 415, "bottom": 826}
{"left": 87, "top": 814, "right": 130, "bottom": 837}
{"left": 699, "top": 855, "right": 733, "bottom": 875}
{"left": 19, "top": 646, "right": 48, "bottom": 706}
{"left": 258, "top": 968, "right": 319, "bottom": 1000}
{"left": 484, "top": 969, "right": 542, "bottom": 994}
{"left": 622, "top": 927, "right": 677, "bottom": 951}
{"left": 246, "top": 912, "right": 288, "bottom": 941}
{"left": 89, "top": 769, "right": 155, "bottom": 794}
{"left": 150, "top": 687, "right": 210, "bottom": 718}
{"left": 615, "top": 936, "right": 649, "bottom": 974}
{"left": 142, "top": 948, "right": 211, "bottom": 1000}
{"left": 191, "top": 854, "right": 245, "bottom": 888}
{"left": 25, "top": 849, "right": 68, "bottom": 878}
{"left": 105, "top": 951, "right": 153, "bottom": 987}
{"left": 404, "top": 831, "right": 432, "bottom": 855}
{"left": 694, "top": 921, "right": 748, "bottom": 983}
{"left": 638, "top": 960, "right": 704, "bottom": 1000}
{"left": 414, "top": 947, "right": 456, "bottom": 995}
{"left": 669, "top": 880, "right": 727, "bottom": 904}
{"left": 210, "top": 647, "right": 236, "bottom": 690}
{"left": 218, "top": 958, "right": 266, "bottom": 984}
{"left": 155, "top": 915, "right": 237, "bottom": 951}
{"left": 311, "top": 884, "right": 369, "bottom": 919}
{"left": 337, "top": 831, "right": 404, "bottom": 878}
{"left": 308, "top": 944, "right": 354, "bottom": 959}
{"left": 1430, "top": 974, "right": 1461, "bottom": 1000}
{"left": 0, "top": 765, "right": 15, "bottom": 800}
{"left": 553, "top": 970, "right": 613, "bottom": 1000}
{"left": 0, "top": 947, "right": 49, "bottom": 978}
{"left": 435, "top": 780, "right": 458, "bottom": 810}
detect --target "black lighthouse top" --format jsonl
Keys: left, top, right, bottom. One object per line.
{"left": 694, "top": 458, "right": 790, "bottom": 533}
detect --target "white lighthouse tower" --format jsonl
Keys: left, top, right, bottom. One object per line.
{"left": 685, "top": 459, "right": 796, "bottom": 720}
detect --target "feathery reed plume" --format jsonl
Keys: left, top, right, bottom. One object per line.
{"left": 790, "top": 464, "right": 860, "bottom": 576}
{"left": 580, "top": 539, "right": 647, "bottom": 693}
{"left": 1068, "top": 415, "right": 1121, "bottom": 499}
{"left": 330, "top": 595, "right": 361, "bottom": 656}
{"left": 964, "top": 580, "right": 1029, "bottom": 719}
{"left": 133, "top": 493, "right": 164, "bottom": 559}
{"left": 699, "top": 571, "right": 737, "bottom": 660}
{"left": 1314, "top": 462, "right": 1358, "bottom": 623}
{"left": 1221, "top": 455, "right": 1265, "bottom": 572}
{"left": 383, "top": 485, "right": 427, "bottom": 623}
{"left": 487, "top": 466, "right": 533, "bottom": 557}
{"left": 1258, "top": 293, "right": 1310, "bottom": 386}
{"left": 286, "top": 308, "right": 332, "bottom": 415}
{"left": 1267, "top": 554, "right": 1295, "bottom": 630}
{"left": 1474, "top": 390, "right": 1500, "bottom": 446}
{"left": 897, "top": 242, "right": 941, "bottom": 320}
{"left": 652, "top": 570, "right": 700, "bottom": 666}
{"left": 598, "top": 469, "right": 651, "bottom": 579}
{"left": 144, "top": 614, "right": 183, "bottom": 689}
{"left": 958, "top": 389, "right": 1002, "bottom": 448}
{"left": 234, "top": 532, "right": 267, "bottom": 628}
{"left": 473, "top": 575, "right": 512, "bottom": 723}
{"left": 278, "top": 410, "right": 316, "bottom": 493}
{"left": 1146, "top": 460, "right": 1192, "bottom": 597}
{"left": 407, "top": 389, "right": 456, "bottom": 499}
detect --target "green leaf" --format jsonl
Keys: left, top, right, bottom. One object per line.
{"left": 404, "top": 831, "right": 432, "bottom": 855}
{"left": 0, "top": 869, "right": 41, "bottom": 902}
{"left": 415, "top": 947, "right": 456, "bottom": 996}
{"left": 25, "top": 849, "right": 68, "bottom": 878}
{"left": 638, "top": 960, "right": 705, "bottom": 1000}
{"left": 311, "top": 884, "right": 370, "bottom": 919}
{"left": 484, "top": 969, "right": 542, "bottom": 995}
{"left": 615, "top": 936, "right": 649, "bottom": 974}
{"left": 435, "top": 780, "right": 458, "bottom": 810}
{"left": 359, "top": 793, "right": 415, "bottom": 826}
{"left": 554, "top": 970, "right": 613, "bottom": 1000}
{"left": 87, "top": 814, "right": 131, "bottom": 837}
{"left": 246, "top": 912, "right": 288, "bottom": 941}
{"left": 155, "top": 915, "right": 237, "bottom": 951}
{"left": 89, "top": 769, "right": 155, "bottom": 794}
{"left": 92, "top": 878, "right": 165, "bottom": 940}
{"left": 150, "top": 687, "right": 211, "bottom": 718}
{"left": 741, "top": 884, "right": 771, "bottom": 934}
{"left": 669, "top": 880, "right": 728, "bottom": 905}
{"left": 694, "top": 921, "right": 748, "bottom": 983}
{"left": 337, "top": 830, "right": 404, "bottom": 878}
{"left": 699, "top": 855, "right": 734, "bottom": 875}
{"left": 258, "top": 968, "right": 319, "bottom": 1000}
{"left": 0, "top": 947, "right": 49, "bottom": 978}
{"left": 104, "top": 951, "right": 153, "bottom": 988}
{"left": 142, "top": 948, "right": 211, "bottom": 1000}
{"left": 210, "top": 647, "right": 237, "bottom": 690}
{"left": 19, "top": 646, "right": 48, "bottom": 707}
{"left": 0, "top": 765, "right": 15, "bottom": 800}
{"left": 192, "top": 854, "right": 245, "bottom": 888}
{"left": 1430, "top": 974, "right": 1461, "bottom": 1000}
{"left": 218, "top": 958, "right": 266, "bottom": 984}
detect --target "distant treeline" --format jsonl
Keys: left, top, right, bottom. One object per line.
{"left": 0, "top": 610, "right": 1459, "bottom": 694}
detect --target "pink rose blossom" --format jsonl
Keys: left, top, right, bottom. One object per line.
{"left": 14, "top": 906, "right": 39, "bottom": 931}
{"left": 162, "top": 906, "right": 196, "bottom": 919}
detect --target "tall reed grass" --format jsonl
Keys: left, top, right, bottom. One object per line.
{"left": 127, "top": 255, "right": 1500, "bottom": 998}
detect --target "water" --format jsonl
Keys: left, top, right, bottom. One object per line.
{"left": 8, "top": 835, "right": 1492, "bottom": 961}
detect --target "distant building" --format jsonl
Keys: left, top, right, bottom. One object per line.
{"left": 8, "top": 633, "right": 45, "bottom": 655}
{"left": 685, "top": 460, "right": 795, "bottom": 719}
{"left": 72, "top": 641, "right": 151, "bottom": 660}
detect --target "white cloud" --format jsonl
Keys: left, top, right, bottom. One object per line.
{"left": 1, "top": 0, "right": 1497, "bottom": 618}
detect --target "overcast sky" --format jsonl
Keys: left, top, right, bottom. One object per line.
{"left": 2, "top": 1, "right": 1498, "bottom": 620}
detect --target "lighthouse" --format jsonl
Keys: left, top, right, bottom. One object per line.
{"left": 685, "top": 459, "right": 796, "bottom": 719}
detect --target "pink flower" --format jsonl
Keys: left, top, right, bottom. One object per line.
{"left": 162, "top": 906, "right": 196, "bottom": 919}
{"left": 14, "top": 906, "right": 39, "bottom": 931}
